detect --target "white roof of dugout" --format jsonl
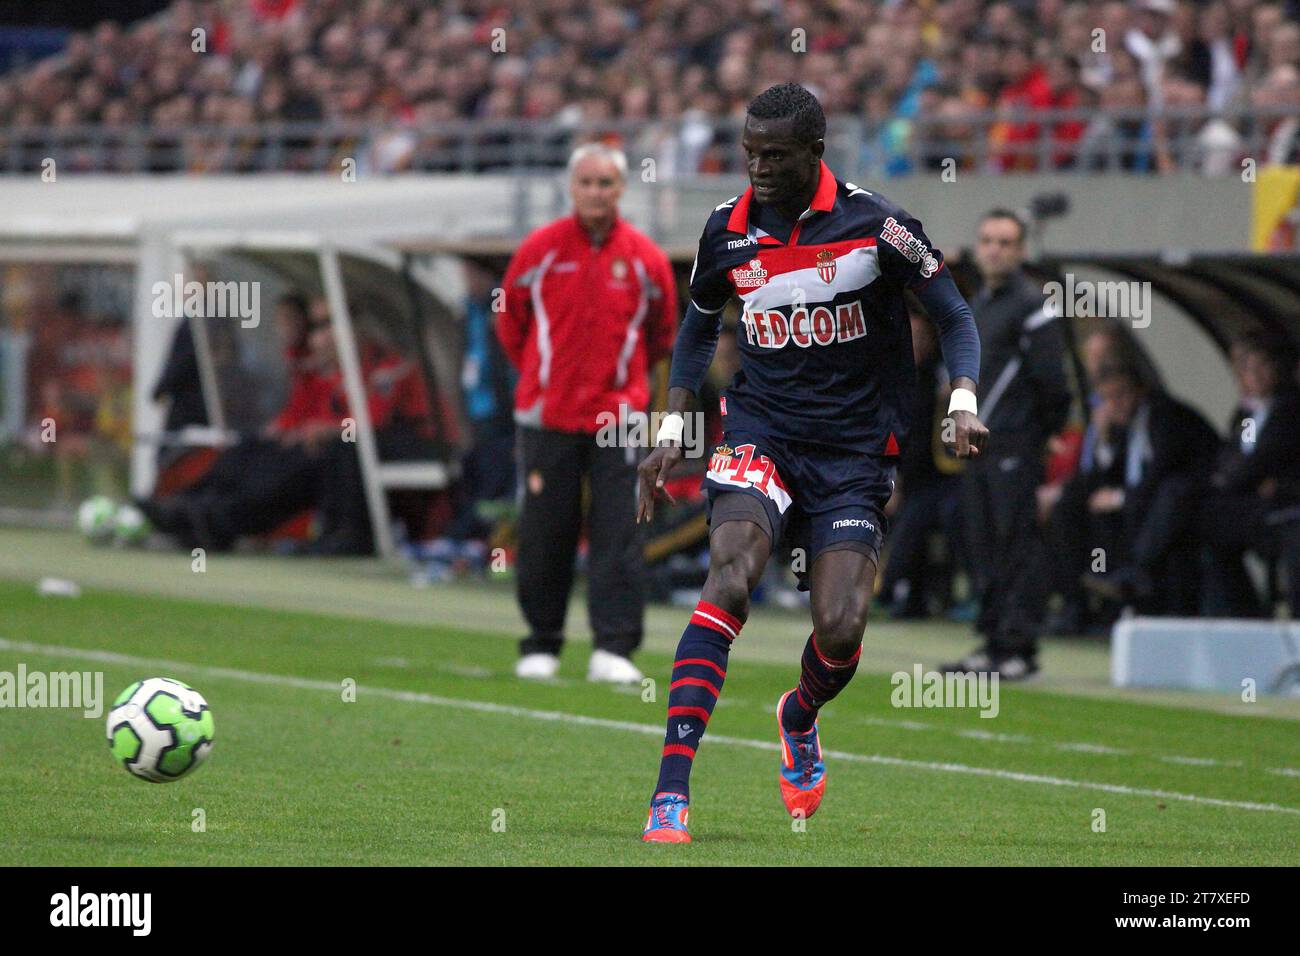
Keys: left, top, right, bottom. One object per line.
{"left": 0, "top": 175, "right": 558, "bottom": 247}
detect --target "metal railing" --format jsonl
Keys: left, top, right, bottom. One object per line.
{"left": 0, "top": 106, "right": 1294, "bottom": 177}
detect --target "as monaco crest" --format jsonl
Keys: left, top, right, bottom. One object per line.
{"left": 816, "top": 249, "right": 836, "bottom": 284}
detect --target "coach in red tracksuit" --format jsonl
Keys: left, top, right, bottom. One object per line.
{"left": 497, "top": 142, "right": 677, "bottom": 683}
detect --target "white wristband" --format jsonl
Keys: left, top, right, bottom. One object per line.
{"left": 655, "top": 412, "right": 685, "bottom": 445}
{"left": 948, "top": 387, "right": 978, "bottom": 416}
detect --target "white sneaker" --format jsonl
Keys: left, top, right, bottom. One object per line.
{"left": 587, "top": 649, "right": 643, "bottom": 685}
{"left": 515, "top": 653, "right": 560, "bottom": 680}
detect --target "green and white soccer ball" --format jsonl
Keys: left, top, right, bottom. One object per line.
{"left": 106, "top": 678, "right": 215, "bottom": 783}
{"left": 77, "top": 495, "right": 116, "bottom": 544}
{"left": 114, "top": 503, "right": 149, "bottom": 546}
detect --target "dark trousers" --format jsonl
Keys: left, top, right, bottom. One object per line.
{"left": 444, "top": 429, "right": 516, "bottom": 542}
{"left": 1200, "top": 492, "right": 1278, "bottom": 617}
{"left": 515, "top": 426, "right": 645, "bottom": 658}
{"left": 1283, "top": 519, "right": 1300, "bottom": 617}
{"left": 189, "top": 439, "right": 321, "bottom": 547}
{"left": 316, "top": 425, "right": 437, "bottom": 545}
{"left": 1124, "top": 474, "right": 1202, "bottom": 614}
{"left": 880, "top": 477, "right": 962, "bottom": 613}
{"left": 963, "top": 440, "right": 1046, "bottom": 656}
{"left": 1045, "top": 472, "right": 1110, "bottom": 608}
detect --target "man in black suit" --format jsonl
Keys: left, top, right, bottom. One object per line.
{"left": 944, "top": 210, "right": 1071, "bottom": 680}
{"left": 1080, "top": 361, "right": 1219, "bottom": 613}
{"left": 1200, "top": 336, "right": 1300, "bottom": 617}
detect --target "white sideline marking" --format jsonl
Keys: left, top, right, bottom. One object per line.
{"left": 1160, "top": 754, "right": 1243, "bottom": 768}
{"left": 1057, "top": 742, "right": 1130, "bottom": 755}
{"left": 3, "top": 637, "right": 1298, "bottom": 817}
{"left": 862, "top": 712, "right": 1269, "bottom": 768}
{"left": 957, "top": 729, "right": 1034, "bottom": 744}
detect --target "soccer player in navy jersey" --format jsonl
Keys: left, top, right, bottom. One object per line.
{"left": 638, "top": 83, "right": 988, "bottom": 843}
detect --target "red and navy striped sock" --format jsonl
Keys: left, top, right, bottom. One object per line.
{"left": 653, "top": 600, "right": 742, "bottom": 800}
{"left": 780, "top": 632, "right": 861, "bottom": 733}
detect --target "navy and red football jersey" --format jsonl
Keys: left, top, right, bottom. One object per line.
{"left": 687, "top": 160, "right": 950, "bottom": 455}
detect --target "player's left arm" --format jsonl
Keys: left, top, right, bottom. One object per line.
{"left": 877, "top": 211, "right": 986, "bottom": 457}
{"left": 912, "top": 268, "right": 987, "bottom": 458}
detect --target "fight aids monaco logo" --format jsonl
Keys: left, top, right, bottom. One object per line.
{"left": 881, "top": 216, "right": 939, "bottom": 278}
{"left": 732, "top": 258, "right": 769, "bottom": 289}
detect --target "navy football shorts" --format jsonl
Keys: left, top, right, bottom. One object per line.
{"left": 702, "top": 427, "right": 893, "bottom": 570}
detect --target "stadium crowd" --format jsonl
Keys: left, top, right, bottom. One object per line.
{"left": 2, "top": 0, "right": 1299, "bottom": 173}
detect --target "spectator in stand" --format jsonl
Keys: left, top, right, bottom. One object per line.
{"left": 139, "top": 310, "right": 335, "bottom": 551}
{"left": 1126, "top": 0, "right": 1184, "bottom": 111}
{"left": 1038, "top": 324, "right": 1140, "bottom": 634}
{"left": 1046, "top": 54, "right": 1088, "bottom": 168}
{"left": 1200, "top": 335, "right": 1300, "bottom": 616}
{"left": 1079, "top": 71, "right": 1154, "bottom": 171}
{"left": 991, "top": 41, "right": 1053, "bottom": 171}
{"left": 1153, "top": 69, "right": 1212, "bottom": 172}
{"left": 1179, "top": 2, "right": 1243, "bottom": 111}
{"left": 416, "top": 261, "right": 519, "bottom": 578}
{"left": 1079, "top": 361, "right": 1219, "bottom": 614}
{"left": 3, "top": 0, "right": 1299, "bottom": 176}
{"left": 1254, "top": 64, "right": 1300, "bottom": 166}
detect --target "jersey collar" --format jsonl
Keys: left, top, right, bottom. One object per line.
{"left": 726, "top": 159, "right": 838, "bottom": 236}
{"left": 574, "top": 211, "right": 622, "bottom": 248}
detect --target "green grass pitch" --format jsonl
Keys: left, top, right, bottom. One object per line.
{"left": 0, "top": 577, "right": 1297, "bottom": 866}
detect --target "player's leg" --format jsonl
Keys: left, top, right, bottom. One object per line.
{"left": 775, "top": 545, "right": 875, "bottom": 817}
{"left": 514, "top": 427, "right": 584, "bottom": 676}
{"left": 643, "top": 502, "right": 771, "bottom": 843}
{"left": 787, "top": 546, "right": 875, "bottom": 725}
{"left": 584, "top": 440, "right": 645, "bottom": 682}
{"left": 771, "top": 443, "right": 889, "bottom": 818}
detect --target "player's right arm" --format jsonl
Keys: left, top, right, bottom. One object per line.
{"left": 637, "top": 224, "right": 731, "bottom": 523}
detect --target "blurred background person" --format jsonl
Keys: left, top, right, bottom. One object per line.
{"left": 1078, "top": 360, "right": 1218, "bottom": 613}
{"left": 413, "top": 261, "right": 518, "bottom": 580}
{"left": 497, "top": 142, "right": 677, "bottom": 684}
{"left": 878, "top": 307, "right": 966, "bottom": 620}
{"left": 1039, "top": 322, "right": 1141, "bottom": 635}
{"left": 945, "top": 208, "right": 1070, "bottom": 680}
{"left": 1200, "top": 334, "right": 1300, "bottom": 617}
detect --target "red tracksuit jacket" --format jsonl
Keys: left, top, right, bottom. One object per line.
{"left": 497, "top": 213, "right": 678, "bottom": 434}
